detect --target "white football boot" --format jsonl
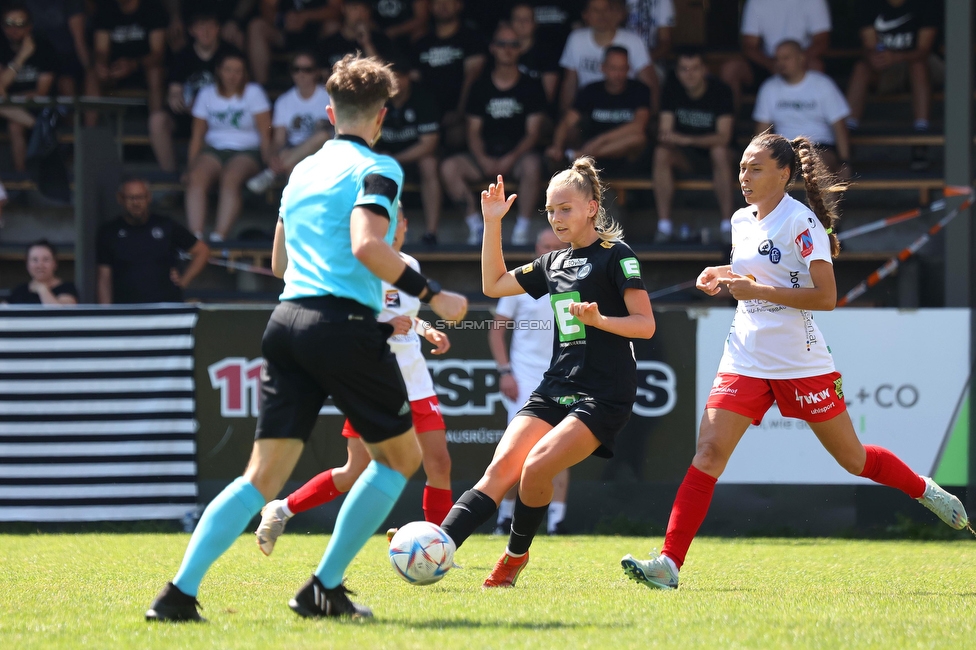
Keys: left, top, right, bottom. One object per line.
{"left": 255, "top": 499, "right": 291, "bottom": 556}
{"left": 916, "top": 476, "right": 969, "bottom": 530}
{"left": 621, "top": 552, "right": 679, "bottom": 590}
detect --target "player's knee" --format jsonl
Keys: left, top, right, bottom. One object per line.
{"left": 692, "top": 441, "right": 728, "bottom": 476}
{"left": 422, "top": 447, "right": 451, "bottom": 481}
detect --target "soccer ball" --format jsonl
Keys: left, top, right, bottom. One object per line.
{"left": 388, "top": 521, "right": 456, "bottom": 585}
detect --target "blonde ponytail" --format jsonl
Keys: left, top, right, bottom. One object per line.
{"left": 550, "top": 156, "right": 623, "bottom": 241}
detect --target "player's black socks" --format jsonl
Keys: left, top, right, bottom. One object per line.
{"left": 440, "top": 489, "right": 497, "bottom": 549}
{"left": 507, "top": 494, "right": 548, "bottom": 555}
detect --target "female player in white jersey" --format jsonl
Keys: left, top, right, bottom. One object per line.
{"left": 254, "top": 207, "right": 454, "bottom": 554}
{"left": 439, "top": 157, "right": 657, "bottom": 588}
{"left": 621, "top": 132, "right": 969, "bottom": 591}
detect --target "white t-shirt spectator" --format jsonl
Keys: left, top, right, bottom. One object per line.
{"left": 626, "top": 0, "right": 676, "bottom": 50}
{"left": 753, "top": 71, "right": 849, "bottom": 145}
{"left": 559, "top": 27, "right": 652, "bottom": 88}
{"left": 272, "top": 86, "right": 331, "bottom": 148}
{"left": 192, "top": 83, "right": 270, "bottom": 151}
{"left": 741, "top": 0, "right": 832, "bottom": 58}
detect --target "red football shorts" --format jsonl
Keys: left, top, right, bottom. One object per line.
{"left": 705, "top": 371, "right": 847, "bottom": 425}
{"left": 341, "top": 396, "right": 446, "bottom": 438}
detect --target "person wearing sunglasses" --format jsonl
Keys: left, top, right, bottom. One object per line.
{"left": 247, "top": 52, "right": 332, "bottom": 193}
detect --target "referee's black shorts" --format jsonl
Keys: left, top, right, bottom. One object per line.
{"left": 254, "top": 296, "right": 413, "bottom": 444}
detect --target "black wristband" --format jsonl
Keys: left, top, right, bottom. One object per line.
{"left": 393, "top": 265, "right": 428, "bottom": 297}
{"left": 420, "top": 279, "right": 441, "bottom": 302}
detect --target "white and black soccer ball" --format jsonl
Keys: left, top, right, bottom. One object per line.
{"left": 388, "top": 521, "right": 456, "bottom": 585}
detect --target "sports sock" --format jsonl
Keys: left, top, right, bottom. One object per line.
{"left": 440, "top": 489, "right": 498, "bottom": 549}
{"left": 547, "top": 501, "right": 566, "bottom": 533}
{"left": 173, "top": 476, "right": 264, "bottom": 597}
{"left": 497, "top": 497, "right": 516, "bottom": 523}
{"left": 423, "top": 485, "right": 454, "bottom": 525}
{"left": 661, "top": 465, "right": 717, "bottom": 570}
{"left": 286, "top": 468, "right": 343, "bottom": 515}
{"left": 858, "top": 444, "right": 925, "bottom": 499}
{"left": 508, "top": 494, "right": 548, "bottom": 555}
{"left": 315, "top": 461, "right": 407, "bottom": 589}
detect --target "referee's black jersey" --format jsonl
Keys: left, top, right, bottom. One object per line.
{"left": 514, "top": 237, "right": 646, "bottom": 403}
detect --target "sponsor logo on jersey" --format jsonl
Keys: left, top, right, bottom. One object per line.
{"left": 769, "top": 247, "right": 781, "bottom": 264}
{"left": 758, "top": 239, "right": 773, "bottom": 255}
{"left": 807, "top": 216, "right": 818, "bottom": 229}
{"left": 620, "top": 257, "right": 641, "bottom": 279}
{"left": 152, "top": 227, "right": 164, "bottom": 239}
{"left": 520, "top": 263, "right": 533, "bottom": 274}
{"left": 600, "top": 240, "right": 614, "bottom": 248}
{"left": 577, "top": 263, "right": 592, "bottom": 279}
{"left": 795, "top": 388, "right": 831, "bottom": 406}
{"left": 833, "top": 377, "right": 844, "bottom": 400}
{"left": 795, "top": 229, "right": 814, "bottom": 257}
{"left": 562, "top": 257, "right": 588, "bottom": 268}
{"left": 385, "top": 289, "right": 401, "bottom": 308}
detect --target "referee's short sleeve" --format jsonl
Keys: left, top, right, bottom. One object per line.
{"left": 514, "top": 255, "right": 550, "bottom": 299}
{"left": 356, "top": 158, "right": 403, "bottom": 219}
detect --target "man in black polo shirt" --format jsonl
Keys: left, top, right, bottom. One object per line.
{"left": 96, "top": 178, "right": 210, "bottom": 304}
{"left": 546, "top": 46, "right": 650, "bottom": 176}
{"left": 375, "top": 60, "right": 443, "bottom": 245}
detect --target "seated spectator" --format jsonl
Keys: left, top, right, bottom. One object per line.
{"left": 318, "top": 0, "right": 399, "bottom": 70}
{"left": 720, "top": 0, "right": 831, "bottom": 112}
{"left": 511, "top": 2, "right": 560, "bottom": 104}
{"left": 188, "top": 0, "right": 253, "bottom": 50}
{"left": 654, "top": 48, "right": 735, "bottom": 243}
{"left": 526, "top": 1, "right": 583, "bottom": 48}
{"left": 30, "top": 0, "right": 91, "bottom": 97}
{"left": 372, "top": 0, "right": 429, "bottom": 45}
{"left": 86, "top": 0, "right": 168, "bottom": 130}
{"left": 547, "top": 46, "right": 650, "bottom": 174}
{"left": 3, "top": 240, "right": 78, "bottom": 306}
{"left": 97, "top": 178, "right": 210, "bottom": 304}
{"left": 441, "top": 23, "right": 546, "bottom": 246}
{"left": 558, "top": 0, "right": 658, "bottom": 115}
{"left": 150, "top": 11, "right": 242, "bottom": 174}
{"left": 845, "top": 0, "right": 941, "bottom": 171}
{"left": 374, "top": 59, "right": 442, "bottom": 245}
{"left": 247, "top": 52, "right": 332, "bottom": 193}
{"left": 412, "top": 0, "right": 487, "bottom": 151}
{"left": 186, "top": 51, "right": 272, "bottom": 241}
{"left": 0, "top": 4, "right": 57, "bottom": 173}
{"left": 625, "top": 0, "right": 675, "bottom": 71}
{"left": 247, "top": 0, "right": 341, "bottom": 85}
{"left": 754, "top": 40, "right": 850, "bottom": 175}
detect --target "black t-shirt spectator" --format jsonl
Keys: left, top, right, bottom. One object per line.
{"left": 466, "top": 73, "right": 547, "bottom": 157}
{"left": 573, "top": 79, "right": 650, "bottom": 141}
{"left": 169, "top": 42, "right": 243, "bottom": 108}
{"left": 93, "top": 0, "right": 168, "bottom": 62}
{"left": 6, "top": 281, "right": 78, "bottom": 305}
{"left": 318, "top": 30, "right": 399, "bottom": 70}
{"left": 96, "top": 214, "right": 199, "bottom": 304}
{"left": 0, "top": 33, "right": 58, "bottom": 95}
{"left": 527, "top": 1, "right": 583, "bottom": 50}
{"left": 857, "top": 0, "right": 941, "bottom": 52}
{"left": 518, "top": 42, "right": 560, "bottom": 82}
{"left": 376, "top": 88, "right": 441, "bottom": 155}
{"left": 372, "top": 0, "right": 415, "bottom": 33}
{"left": 412, "top": 26, "right": 487, "bottom": 113}
{"left": 660, "top": 75, "right": 734, "bottom": 136}
{"left": 31, "top": 0, "right": 85, "bottom": 57}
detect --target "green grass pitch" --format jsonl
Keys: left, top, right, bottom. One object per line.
{"left": 2, "top": 533, "right": 974, "bottom": 649}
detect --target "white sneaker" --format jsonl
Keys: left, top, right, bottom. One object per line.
{"left": 246, "top": 168, "right": 277, "bottom": 194}
{"left": 511, "top": 217, "right": 531, "bottom": 246}
{"left": 621, "top": 552, "right": 679, "bottom": 590}
{"left": 255, "top": 499, "right": 290, "bottom": 556}
{"left": 916, "top": 476, "right": 969, "bottom": 530}
{"left": 465, "top": 213, "right": 483, "bottom": 246}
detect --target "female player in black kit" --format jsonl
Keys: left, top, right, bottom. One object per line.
{"left": 438, "top": 157, "right": 657, "bottom": 587}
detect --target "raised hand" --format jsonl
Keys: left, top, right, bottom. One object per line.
{"left": 481, "top": 175, "right": 517, "bottom": 224}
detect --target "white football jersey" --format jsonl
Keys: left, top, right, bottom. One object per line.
{"left": 377, "top": 253, "right": 436, "bottom": 400}
{"left": 718, "top": 194, "right": 835, "bottom": 379}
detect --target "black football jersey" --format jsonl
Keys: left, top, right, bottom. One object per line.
{"left": 514, "top": 238, "right": 646, "bottom": 403}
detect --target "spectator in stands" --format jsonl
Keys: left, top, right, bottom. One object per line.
{"left": 31, "top": 0, "right": 91, "bottom": 97}
{"left": 247, "top": 51, "right": 331, "bottom": 193}
{"left": 845, "top": 0, "right": 941, "bottom": 172}
{"left": 547, "top": 46, "right": 650, "bottom": 174}
{"left": 754, "top": 40, "right": 850, "bottom": 176}
{"left": 87, "top": 0, "right": 168, "bottom": 137}
{"left": 318, "top": 0, "right": 399, "bottom": 70}
{"left": 184, "top": 0, "right": 254, "bottom": 50}
{"left": 511, "top": 2, "right": 560, "bottom": 104}
{"left": 247, "top": 0, "right": 342, "bottom": 86}
{"left": 186, "top": 51, "right": 272, "bottom": 241}
{"left": 526, "top": 1, "right": 584, "bottom": 48}
{"left": 97, "top": 178, "right": 210, "bottom": 304}
{"left": 625, "top": 0, "right": 675, "bottom": 71}
{"left": 150, "top": 11, "right": 242, "bottom": 174}
{"left": 558, "top": 0, "right": 658, "bottom": 115}
{"left": 441, "top": 22, "right": 546, "bottom": 246}
{"left": 720, "top": 0, "right": 832, "bottom": 112}
{"left": 374, "top": 59, "right": 442, "bottom": 245}
{"left": 3, "top": 240, "right": 78, "bottom": 306}
{"left": 0, "top": 4, "right": 57, "bottom": 173}
{"left": 412, "top": 0, "right": 487, "bottom": 151}
{"left": 372, "top": 0, "right": 429, "bottom": 45}
{"left": 654, "top": 48, "right": 735, "bottom": 243}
